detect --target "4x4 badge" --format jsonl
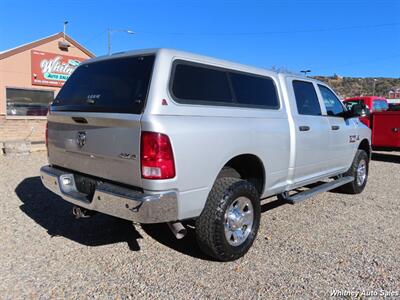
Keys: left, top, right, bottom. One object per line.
{"left": 119, "top": 153, "right": 136, "bottom": 160}
{"left": 349, "top": 135, "right": 359, "bottom": 143}
{"left": 76, "top": 131, "right": 86, "bottom": 148}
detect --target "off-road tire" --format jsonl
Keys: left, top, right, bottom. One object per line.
{"left": 217, "top": 166, "right": 241, "bottom": 179}
{"left": 337, "top": 149, "right": 369, "bottom": 194}
{"left": 195, "top": 177, "right": 261, "bottom": 261}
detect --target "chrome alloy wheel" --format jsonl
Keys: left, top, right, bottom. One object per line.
{"left": 224, "top": 197, "right": 254, "bottom": 246}
{"left": 357, "top": 159, "right": 367, "bottom": 186}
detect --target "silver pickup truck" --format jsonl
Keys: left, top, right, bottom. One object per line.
{"left": 41, "top": 48, "right": 371, "bottom": 261}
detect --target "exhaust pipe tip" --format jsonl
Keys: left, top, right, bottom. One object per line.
{"left": 167, "top": 221, "right": 187, "bottom": 239}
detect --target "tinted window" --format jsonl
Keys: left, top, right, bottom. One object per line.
{"left": 230, "top": 73, "right": 279, "bottom": 108}
{"left": 52, "top": 55, "right": 155, "bottom": 114}
{"left": 318, "top": 85, "right": 345, "bottom": 117}
{"left": 293, "top": 81, "right": 321, "bottom": 116}
{"left": 172, "top": 63, "right": 232, "bottom": 103}
{"left": 344, "top": 100, "right": 362, "bottom": 110}
{"left": 373, "top": 99, "right": 389, "bottom": 111}
{"left": 6, "top": 88, "right": 53, "bottom": 116}
{"left": 389, "top": 103, "right": 400, "bottom": 111}
{"left": 171, "top": 61, "right": 279, "bottom": 109}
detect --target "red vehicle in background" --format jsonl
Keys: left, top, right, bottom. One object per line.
{"left": 389, "top": 103, "right": 400, "bottom": 111}
{"left": 343, "top": 96, "right": 400, "bottom": 151}
{"left": 343, "top": 96, "right": 388, "bottom": 127}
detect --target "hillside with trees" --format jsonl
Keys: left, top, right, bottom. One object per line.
{"left": 312, "top": 75, "right": 400, "bottom": 99}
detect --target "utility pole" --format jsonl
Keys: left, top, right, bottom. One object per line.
{"left": 107, "top": 28, "right": 111, "bottom": 55}
{"left": 373, "top": 79, "right": 377, "bottom": 96}
{"left": 107, "top": 28, "right": 134, "bottom": 55}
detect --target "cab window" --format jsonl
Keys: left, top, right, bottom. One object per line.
{"left": 373, "top": 99, "right": 389, "bottom": 112}
{"left": 344, "top": 99, "right": 362, "bottom": 110}
{"left": 318, "top": 85, "right": 345, "bottom": 117}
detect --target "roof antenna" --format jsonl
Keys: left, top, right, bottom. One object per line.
{"left": 300, "top": 70, "right": 311, "bottom": 77}
{"left": 63, "top": 21, "right": 69, "bottom": 40}
{"left": 59, "top": 20, "right": 70, "bottom": 50}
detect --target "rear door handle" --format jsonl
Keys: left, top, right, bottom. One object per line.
{"left": 299, "top": 126, "right": 310, "bottom": 132}
{"left": 331, "top": 125, "right": 340, "bottom": 130}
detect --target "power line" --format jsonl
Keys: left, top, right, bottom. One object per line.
{"left": 78, "top": 30, "right": 107, "bottom": 45}
{"left": 315, "top": 52, "right": 400, "bottom": 71}
{"left": 136, "top": 22, "right": 400, "bottom": 36}
{"left": 73, "top": 22, "right": 399, "bottom": 48}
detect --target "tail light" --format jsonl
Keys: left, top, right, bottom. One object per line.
{"left": 141, "top": 131, "right": 175, "bottom": 179}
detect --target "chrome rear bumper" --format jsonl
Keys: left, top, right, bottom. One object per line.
{"left": 40, "top": 165, "right": 178, "bottom": 223}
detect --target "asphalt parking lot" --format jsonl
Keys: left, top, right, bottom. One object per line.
{"left": 0, "top": 151, "right": 399, "bottom": 299}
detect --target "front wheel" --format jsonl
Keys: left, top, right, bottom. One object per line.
{"left": 338, "top": 149, "right": 369, "bottom": 194}
{"left": 195, "top": 177, "right": 261, "bottom": 261}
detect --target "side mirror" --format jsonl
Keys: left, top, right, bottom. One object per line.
{"left": 345, "top": 103, "right": 370, "bottom": 119}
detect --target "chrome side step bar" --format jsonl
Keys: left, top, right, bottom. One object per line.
{"left": 282, "top": 176, "right": 354, "bottom": 204}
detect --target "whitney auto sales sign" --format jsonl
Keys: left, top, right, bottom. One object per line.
{"left": 31, "top": 50, "right": 85, "bottom": 87}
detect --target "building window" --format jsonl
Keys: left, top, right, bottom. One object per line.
{"left": 6, "top": 88, "right": 54, "bottom": 117}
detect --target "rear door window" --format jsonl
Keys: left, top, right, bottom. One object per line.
{"left": 292, "top": 80, "right": 322, "bottom": 116}
{"left": 52, "top": 55, "right": 155, "bottom": 114}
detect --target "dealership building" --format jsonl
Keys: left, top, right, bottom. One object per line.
{"left": 0, "top": 32, "right": 94, "bottom": 151}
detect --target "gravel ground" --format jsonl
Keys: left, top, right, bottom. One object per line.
{"left": 0, "top": 151, "right": 399, "bottom": 299}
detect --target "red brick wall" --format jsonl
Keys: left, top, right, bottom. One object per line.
{"left": 0, "top": 116, "right": 46, "bottom": 143}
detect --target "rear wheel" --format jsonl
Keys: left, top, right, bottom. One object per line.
{"left": 217, "top": 166, "right": 241, "bottom": 179}
{"left": 195, "top": 177, "right": 261, "bottom": 261}
{"left": 338, "top": 149, "right": 369, "bottom": 194}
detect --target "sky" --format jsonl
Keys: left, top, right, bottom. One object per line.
{"left": 1, "top": 0, "right": 399, "bottom": 78}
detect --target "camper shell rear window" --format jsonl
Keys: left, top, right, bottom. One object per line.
{"left": 51, "top": 54, "right": 155, "bottom": 114}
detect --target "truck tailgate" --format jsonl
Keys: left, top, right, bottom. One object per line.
{"left": 47, "top": 112, "right": 142, "bottom": 187}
